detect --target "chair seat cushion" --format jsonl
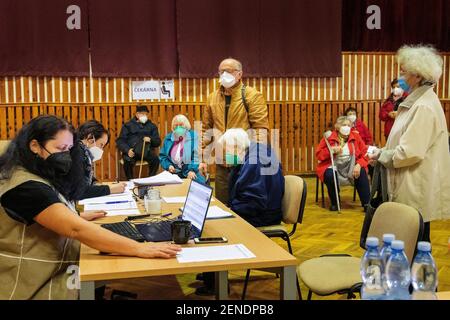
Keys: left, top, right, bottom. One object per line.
{"left": 257, "top": 224, "right": 287, "bottom": 233}
{"left": 297, "top": 256, "right": 361, "bottom": 295}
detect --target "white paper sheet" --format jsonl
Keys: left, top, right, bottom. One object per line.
{"left": 206, "top": 206, "right": 233, "bottom": 219}
{"left": 84, "top": 201, "right": 138, "bottom": 211}
{"left": 176, "top": 244, "right": 256, "bottom": 263}
{"left": 132, "top": 171, "right": 183, "bottom": 186}
{"left": 163, "top": 196, "right": 216, "bottom": 204}
{"left": 367, "top": 146, "right": 379, "bottom": 155}
{"left": 79, "top": 194, "right": 134, "bottom": 205}
{"left": 178, "top": 205, "right": 233, "bottom": 219}
{"left": 105, "top": 209, "right": 141, "bottom": 217}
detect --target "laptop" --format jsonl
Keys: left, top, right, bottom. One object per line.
{"left": 134, "top": 179, "right": 213, "bottom": 242}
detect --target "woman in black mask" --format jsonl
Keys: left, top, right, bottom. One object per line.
{"left": 0, "top": 115, "right": 180, "bottom": 300}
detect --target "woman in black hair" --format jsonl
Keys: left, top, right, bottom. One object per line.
{"left": 0, "top": 115, "right": 180, "bottom": 300}
{"left": 77, "top": 120, "right": 127, "bottom": 203}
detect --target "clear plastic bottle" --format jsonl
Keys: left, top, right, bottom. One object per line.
{"left": 380, "top": 234, "right": 395, "bottom": 265}
{"left": 360, "top": 237, "right": 385, "bottom": 300}
{"left": 385, "top": 240, "right": 411, "bottom": 300}
{"left": 380, "top": 234, "right": 395, "bottom": 291}
{"left": 411, "top": 241, "right": 438, "bottom": 300}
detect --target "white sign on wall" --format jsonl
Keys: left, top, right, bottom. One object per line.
{"left": 132, "top": 80, "right": 161, "bottom": 100}
{"left": 160, "top": 80, "right": 174, "bottom": 99}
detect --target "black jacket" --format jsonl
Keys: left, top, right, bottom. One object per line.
{"left": 116, "top": 118, "right": 161, "bottom": 154}
{"left": 75, "top": 142, "right": 110, "bottom": 200}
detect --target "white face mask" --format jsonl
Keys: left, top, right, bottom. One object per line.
{"left": 88, "top": 136, "right": 104, "bottom": 162}
{"left": 139, "top": 115, "right": 148, "bottom": 124}
{"left": 89, "top": 146, "right": 103, "bottom": 162}
{"left": 340, "top": 125, "right": 351, "bottom": 136}
{"left": 219, "top": 71, "right": 237, "bottom": 89}
{"left": 347, "top": 115, "right": 357, "bottom": 123}
{"left": 392, "top": 87, "right": 404, "bottom": 96}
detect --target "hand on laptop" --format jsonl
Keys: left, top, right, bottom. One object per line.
{"left": 135, "top": 242, "right": 181, "bottom": 259}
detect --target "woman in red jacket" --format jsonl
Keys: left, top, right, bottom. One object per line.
{"left": 379, "top": 78, "right": 407, "bottom": 140}
{"left": 344, "top": 107, "right": 373, "bottom": 145}
{"left": 316, "top": 117, "right": 370, "bottom": 211}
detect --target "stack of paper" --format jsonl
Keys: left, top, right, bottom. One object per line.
{"left": 177, "top": 244, "right": 256, "bottom": 263}
{"left": 79, "top": 191, "right": 139, "bottom": 215}
{"left": 79, "top": 194, "right": 134, "bottom": 205}
{"left": 162, "top": 196, "right": 216, "bottom": 204}
{"left": 132, "top": 171, "right": 183, "bottom": 186}
{"left": 179, "top": 205, "right": 234, "bottom": 219}
{"left": 206, "top": 206, "right": 234, "bottom": 219}
{"left": 84, "top": 201, "right": 138, "bottom": 211}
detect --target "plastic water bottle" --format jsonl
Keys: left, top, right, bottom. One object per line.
{"left": 380, "top": 234, "right": 395, "bottom": 291}
{"left": 360, "top": 237, "right": 385, "bottom": 300}
{"left": 411, "top": 241, "right": 438, "bottom": 300}
{"left": 385, "top": 240, "right": 411, "bottom": 300}
{"left": 380, "top": 234, "right": 395, "bottom": 265}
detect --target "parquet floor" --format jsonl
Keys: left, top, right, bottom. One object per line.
{"left": 103, "top": 177, "right": 450, "bottom": 300}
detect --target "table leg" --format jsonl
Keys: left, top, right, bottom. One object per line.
{"left": 80, "top": 281, "right": 95, "bottom": 300}
{"left": 280, "top": 266, "right": 296, "bottom": 300}
{"left": 215, "top": 271, "right": 228, "bottom": 300}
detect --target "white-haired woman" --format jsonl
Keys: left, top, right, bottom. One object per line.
{"left": 371, "top": 45, "right": 450, "bottom": 242}
{"left": 159, "top": 114, "right": 206, "bottom": 184}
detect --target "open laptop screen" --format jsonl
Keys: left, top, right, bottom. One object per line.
{"left": 182, "top": 180, "right": 213, "bottom": 232}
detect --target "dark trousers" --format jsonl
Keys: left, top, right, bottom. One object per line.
{"left": 323, "top": 167, "right": 370, "bottom": 207}
{"left": 122, "top": 153, "right": 159, "bottom": 180}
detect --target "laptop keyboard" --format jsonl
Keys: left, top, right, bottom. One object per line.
{"left": 101, "top": 221, "right": 146, "bottom": 242}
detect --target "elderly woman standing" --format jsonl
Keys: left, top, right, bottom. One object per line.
{"left": 316, "top": 116, "right": 370, "bottom": 211}
{"left": 159, "top": 114, "right": 206, "bottom": 184}
{"left": 372, "top": 45, "right": 450, "bottom": 242}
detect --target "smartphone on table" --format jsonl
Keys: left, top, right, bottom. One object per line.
{"left": 194, "top": 237, "right": 228, "bottom": 244}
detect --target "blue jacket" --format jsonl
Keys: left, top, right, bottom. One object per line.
{"left": 228, "top": 143, "right": 284, "bottom": 227}
{"left": 159, "top": 130, "right": 206, "bottom": 184}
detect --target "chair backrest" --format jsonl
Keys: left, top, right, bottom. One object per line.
{"left": 367, "top": 202, "right": 423, "bottom": 265}
{"left": 281, "top": 175, "right": 307, "bottom": 225}
{"left": 0, "top": 140, "right": 10, "bottom": 155}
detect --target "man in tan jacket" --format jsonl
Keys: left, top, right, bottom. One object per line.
{"left": 200, "top": 58, "right": 269, "bottom": 205}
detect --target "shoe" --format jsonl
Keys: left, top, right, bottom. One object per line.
{"left": 111, "top": 289, "right": 138, "bottom": 300}
{"left": 195, "top": 286, "right": 215, "bottom": 296}
{"left": 329, "top": 205, "right": 338, "bottom": 212}
{"left": 196, "top": 273, "right": 204, "bottom": 281}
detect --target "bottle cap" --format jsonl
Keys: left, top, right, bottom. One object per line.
{"left": 391, "top": 240, "right": 404, "bottom": 250}
{"left": 366, "top": 237, "right": 379, "bottom": 248}
{"left": 417, "top": 241, "right": 431, "bottom": 252}
{"left": 383, "top": 234, "right": 395, "bottom": 243}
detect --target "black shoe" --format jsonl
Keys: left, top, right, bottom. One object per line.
{"left": 195, "top": 286, "right": 215, "bottom": 296}
{"left": 329, "top": 205, "right": 338, "bottom": 212}
{"left": 196, "top": 273, "right": 204, "bottom": 281}
{"left": 111, "top": 289, "right": 138, "bottom": 300}
{"left": 95, "top": 285, "right": 106, "bottom": 300}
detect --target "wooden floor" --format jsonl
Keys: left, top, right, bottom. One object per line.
{"left": 103, "top": 177, "right": 450, "bottom": 300}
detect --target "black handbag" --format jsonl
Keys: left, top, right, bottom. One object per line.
{"left": 360, "top": 162, "right": 388, "bottom": 248}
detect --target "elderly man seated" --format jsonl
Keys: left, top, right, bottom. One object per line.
{"left": 220, "top": 128, "right": 284, "bottom": 226}
{"left": 195, "top": 128, "right": 284, "bottom": 296}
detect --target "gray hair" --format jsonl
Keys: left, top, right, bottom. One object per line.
{"left": 334, "top": 116, "right": 351, "bottom": 130}
{"left": 220, "top": 58, "right": 243, "bottom": 71}
{"left": 171, "top": 114, "right": 191, "bottom": 130}
{"left": 396, "top": 45, "right": 443, "bottom": 83}
{"left": 218, "top": 128, "right": 250, "bottom": 150}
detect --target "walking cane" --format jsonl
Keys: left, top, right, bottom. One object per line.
{"left": 323, "top": 133, "right": 341, "bottom": 213}
{"left": 138, "top": 140, "right": 147, "bottom": 179}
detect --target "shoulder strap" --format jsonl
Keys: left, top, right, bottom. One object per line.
{"left": 241, "top": 84, "right": 249, "bottom": 114}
